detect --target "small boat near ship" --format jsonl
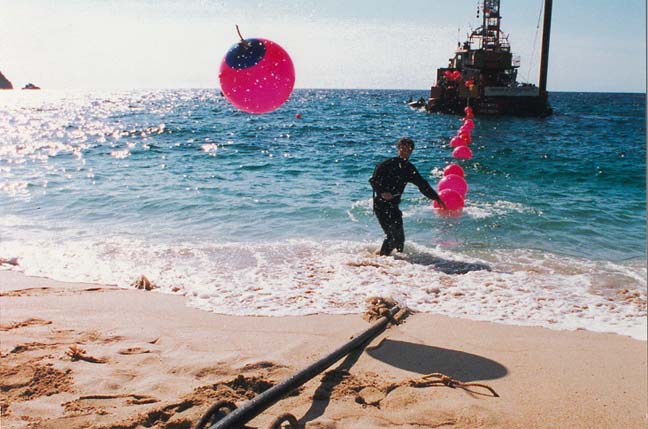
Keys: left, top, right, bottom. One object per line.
{"left": 423, "top": 0, "right": 553, "bottom": 117}
{"left": 22, "top": 83, "right": 41, "bottom": 90}
{"left": 407, "top": 96, "right": 427, "bottom": 109}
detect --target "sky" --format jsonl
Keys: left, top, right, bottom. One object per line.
{"left": 1, "top": 0, "right": 646, "bottom": 92}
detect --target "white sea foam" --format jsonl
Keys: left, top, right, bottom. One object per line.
{"left": 0, "top": 180, "right": 29, "bottom": 198}
{"left": 0, "top": 215, "right": 31, "bottom": 227}
{"left": 429, "top": 166, "right": 444, "bottom": 178}
{"left": 110, "top": 149, "right": 131, "bottom": 159}
{"left": 1, "top": 232, "right": 645, "bottom": 340}
{"left": 464, "top": 200, "right": 537, "bottom": 219}
{"left": 201, "top": 143, "right": 219, "bottom": 156}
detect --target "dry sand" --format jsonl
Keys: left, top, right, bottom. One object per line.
{"left": 1, "top": 270, "right": 646, "bottom": 428}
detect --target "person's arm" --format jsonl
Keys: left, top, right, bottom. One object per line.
{"left": 369, "top": 163, "right": 382, "bottom": 192}
{"left": 369, "top": 161, "right": 396, "bottom": 201}
{"left": 409, "top": 164, "right": 447, "bottom": 209}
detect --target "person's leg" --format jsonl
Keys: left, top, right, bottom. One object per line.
{"left": 375, "top": 203, "right": 400, "bottom": 256}
{"left": 379, "top": 235, "right": 394, "bottom": 256}
{"left": 392, "top": 209, "right": 404, "bottom": 253}
{"left": 375, "top": 207, "right": 393, "bottom": 255}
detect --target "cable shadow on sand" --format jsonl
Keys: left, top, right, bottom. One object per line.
{"left": 394, "top": 252, "right": 492, "bottom": 274}
{"left": 297, "top": 347, "right": 364, "bottom": 427}
{"left": 367, "top": 339, "right": 507, "bottom": 382}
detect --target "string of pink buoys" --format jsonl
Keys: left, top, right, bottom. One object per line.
{"left": 433, "top": 106, "right": 475, "bottom": 214}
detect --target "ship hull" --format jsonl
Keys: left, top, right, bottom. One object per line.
{"left": 426, "top": 95, "right": 552, "bottom": 117}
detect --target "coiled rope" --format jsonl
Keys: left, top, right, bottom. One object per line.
{"left": 399, "top": 372, "right": 499, "bottom": 397}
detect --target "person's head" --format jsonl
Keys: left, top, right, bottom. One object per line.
{"left": 397, "top": 137, "right": 415, "bottom": 160}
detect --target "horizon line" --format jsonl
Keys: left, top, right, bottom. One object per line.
{"left": 1, "top": 87, "right": 646, "bottom": 95}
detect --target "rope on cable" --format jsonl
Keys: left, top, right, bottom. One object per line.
{"left": 194, "top": 401, "right": 237, "bottom": 429}
{"left": 268, "top": 413, "right": 300, "bottom": 429}
{"left": 363, "top": 297, "right": 409, "bottom": 324}
{"left": 399, "top": 372, "right": 499, "bottom": 397}
{"left": 525, "top": 0, "right": 545, "bottom": 83}
{"left": 355, "top": 373, "right": 499, "bottom": 407}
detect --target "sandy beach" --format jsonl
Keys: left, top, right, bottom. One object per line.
{"left": 1, "top": 270, "right": 646, "bottom": 428}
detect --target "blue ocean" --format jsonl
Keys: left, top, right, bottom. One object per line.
{"left": 1, "top": 89, "right": 645, "bottom": 339}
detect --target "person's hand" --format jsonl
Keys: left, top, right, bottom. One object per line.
{"left": 381, "top": 192, "right": 393, "bottom": 201}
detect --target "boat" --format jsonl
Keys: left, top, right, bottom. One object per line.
{"left": 22, "top": 83, "right": 41, "bottom": 90}
{"left": 407, "top": 96, "right": 427, "bottom": 109}
{"left": 424, "top": 0, "right": 553, "bottom": 117}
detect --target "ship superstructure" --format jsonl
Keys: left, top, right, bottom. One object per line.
{"left": 425, "top": 0, "right": 552, "bottom": 116}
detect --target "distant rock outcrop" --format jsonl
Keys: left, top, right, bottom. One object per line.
{"left": 0, "top": 71, "right": 13, "bottom": 89}
{"left": 22, "top": 83, "right": 40, "bottom": 90}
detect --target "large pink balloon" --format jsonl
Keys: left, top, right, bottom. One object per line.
{"left": 443, "top": 163, "right": 465, "bottom": 177}
{"left": 450, "top": 135, "right": 468, "bottom": 148}
{"left": 453, "top": 145, "right": 473, "bottom": 159}
{"left": 219, "top": 38, "right": 295, "bottom": 114}
{"left": 433, "top": 188, "right": 464, "bottom": 211}
{"left": 438, "top": 173, "right": 468, "bottom": 196}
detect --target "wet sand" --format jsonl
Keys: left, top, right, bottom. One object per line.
{"left": 1, "top": 270, "right": 646, "bottom": 428}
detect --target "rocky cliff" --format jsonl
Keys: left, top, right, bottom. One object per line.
{"left": 0, "top": 71, "right": 13, "bottom": 89}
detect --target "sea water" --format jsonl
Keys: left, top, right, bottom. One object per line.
{"left": 1, "top": 89, "right": 645, "bottom": 339}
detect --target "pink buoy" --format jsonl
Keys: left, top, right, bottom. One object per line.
{"left": 453, "top": 145, "right": 473, "bottom": 160}
{"left": 219, "top": 34, "right": 295, "bottom": 114}
{"left": 438, "top": 173, "right": 468, "bottom": 196}
{"left": 433, "top": 188, "right": 464, "bottom": 211}
{"left": 458, "top": 132, "right": 471, "bottom": 144}
{"left": 295, "top": 113, "right": 302, "bottom": 119}
{"left": 465, "top": 112, "right": 474, "bottom": 119}
{"left": 463, "top": 119, "right": 474, "bottom": 129}
{"left": 450, "top": 135, "right": 468, "bottom": 148}
{"left": 443, "top": 163, "right": 465, "bottom": 177}
{"left": 459, "top": 124, "right": 472, "bottom": 134}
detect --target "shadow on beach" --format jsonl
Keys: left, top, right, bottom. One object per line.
{"left": 368, "top": 339, "right": 508, "bottom": 381}
{"left": 298, "top": 348, "right": 364, "bottom": 426}
{"left": 297, "top": 339, "right": 507, "bottom": 426}
{"left": 395, "top": 252, "right": 492, "bottom": 274}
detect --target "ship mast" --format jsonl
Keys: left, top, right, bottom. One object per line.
{"left": 538, "top": 0, "right": 553, "bottom": 95}
{"left": 481, "top": 0, "right": 502, "bottom": 50}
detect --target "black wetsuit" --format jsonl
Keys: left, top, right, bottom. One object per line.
{"left": 369, "top": 156, "right": 440, "bottom": 256}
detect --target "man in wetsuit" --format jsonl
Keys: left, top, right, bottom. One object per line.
{"left": 370, "top": 137, "right": 446, "bottom": 256}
